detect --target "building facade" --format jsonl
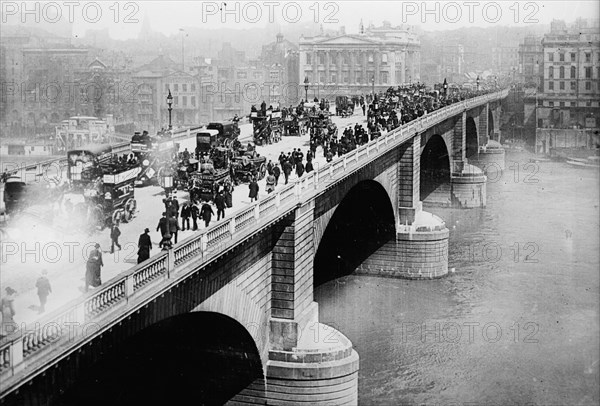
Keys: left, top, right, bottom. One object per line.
{"left": 518, "top": 35, "right": 543, "bottom": 88}
{"left": 538, "top": 19, "right": 600, "bottom": 129}
{"left": 299, "top": 22, "right": 420, "bottom": 96}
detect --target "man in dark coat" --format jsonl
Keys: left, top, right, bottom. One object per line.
{"left": 296, "top": 161, "right": 305, "bottom": 178}
{"left": 180, "top": 203, "right": 191, "bottom": 231}
{"left": 248, "top": 178, "right": 259, "bottom": 202}
{"left": 156, "top": 212, "right": 169, "bottom": 247}
{"left": 85, "top": 243, "right": 103, "bottom": 292}
{"left": 200, "top": 201, "right": 214, "bottom": 227}
{"left": 168, "top": 215, "right": 180, "bottom": 244}
{"left": 191, "top": 203, "right": 200, "bottom": 230}
{"left": 305, "top": 160, "right": 314, "bottom": 173}
{"left": 137, "top": 228, "right": 152, "bottom": 264}
{"left": 282, "top": 160, "right": 292, "bottom": 184}
{"left": 214, "top": 192, "right": 226, "bottom": 221}
{"left": 272, "top": 164, "right": 281, "bottom": 186}
{"left": 110, "top": 221, "right": 122, "bottom": 254}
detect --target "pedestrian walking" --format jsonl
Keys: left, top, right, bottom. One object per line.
{"left": 181, "top": 203, "right": 191, "bottom": 231}
{"left": 305, "top": 160, "right": 314, "bottom": 173}
{"left": 266, "top": 172, "right": 276, "bottom": 193}
{"left": 224, "top": 181, "right": 234, "bottom": 208}
{"left": 1, "top": 287, "right": 17, "bottom": 335}
{"left": 169, "top": 215, "right": 180, "bottom": 244}
{"left": 249, "top": 177, "right": 259, "bottom": 202}
{"left": 137, "top": 228, "right": 152, "bottom": 264}
{"left": 191, "top": 202, "right": 200, "bottom": 230}
{"left": 215, "top": 192, "right": 226, "bottom": 221}
{"left": 157, "top": 212, "right": 168, "bottom": 247}
{"left": 283, "top": 160, "right": 292, "bottom": 184}
{"left": 272, "top": 164, "right": 281, "bottom": 186}
{"left": 35, "top": 270, "right": 52, "bottom": 314}
{"left": 200, "top": 201, "right": 214, "bottom": 227}
{"left": 110, "top": 221, "right": 122, "bottom": 253}
{"left": 85, "top": 243, "right": 103, "bottom": 292}
{"left": 296, "top": 161, "right": 305, "bottom": 178}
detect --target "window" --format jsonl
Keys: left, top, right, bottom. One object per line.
{"left": 548, "top": 66, "right": 554, "bottom": 78}
{"left": 570, "top": 81, "right": 576, "bottom": 90}
{"left": 571, "top": 66, "right": 576, "bottom": 78}
{"left": 571, "top": 53, "right": 576, "bottom": 62}
{"left": 174, "top": 96, "right": 179, "bottom": 105}
{"left": 237, "top": 71, "right": 247, "bottom": 79}
{"left": 191, "top": 83, "right": 196, "bottom": 92}
{"left": 183, "top": 84, "right": 187, "bottom": 92}
{"left": 331, "top": 74, "right": 337, "bottom": 83}
{"left": 549, "top": 101, "right": 554, "bottom": 107}
{"left": 559, "top": 53, "right": 564, "bottom": 62}
{"left": 559, "top": 102, "right": 565, "bottom": 107}
{"left": 585, "top": 67, "right": 592, "bottom": 78}
{"left": 559, "top": 81, "right": 564, "bottom": 90}
{"left": 165, "top": 84, "right": 169, "bottom": 92}
{"left": 174, "top": 84, "right": 178, "bottom": 91}
{"left": 191, "top": 96, "right": 196, "bottom": 107}
{"left": 343, "top": 53, "right": 349, "bottom": 65}
{"left": 306, "top": 53, "right": 312, "bottom": 65}
{"left": 382, "top": 72, "right": 388, "bottom": 84}
{"left": 368, "top": 53, "right": 374, "bottom": 63}
{"left": 549, "top": 81, "right": 554, "bottom": 90}
{"left": 559, "top": 66, "right": 564, "bottom": 78}
{"left": 253, "top": 72, "right": 262, "bottom": 79}
{"left": 330, "top": 53, "right": 337, "bottom": 65}
{"left": 319, "top": 53, "right": 325, "bottom": 65}
{"left": 585, "top": 53, "right": 591, "bottom": 63}
{"left": 570, "top": 102, "right": 576, "bottom": 106}
{"left": 585, "top": 81, "right": 591, "bottom": 90}
{"left": 319, "top": 72, "right": 325, "bottom": 83}
{"left": 182, "top": 96, "right": 187, "bottom": 106}
{"left": 382, "top": 53, "right": 388, "bottom": 63}
{"left": 548, "top": 52, "right": 554, "bottom": 62}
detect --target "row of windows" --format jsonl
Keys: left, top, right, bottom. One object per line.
{"left": 164, "top": 83, "right": 197, "bottom": 92}
{"left": 547, "top": 81, "right": 596, "bottom": 90}
{"left": 172, "top": 96, "right": 196, "bottom": 107}
{"left": 306, "top": 52, "right": 390, "bottom": 66}
{"left": 548, "top": 66, "right": 595, "bottom": 78}
{"left": 307, "top": 72, "right": 390, "bottom": 84}
{"left": 546, "top": 101, "right": 595, "bottom": 107}
{"left": 548, "top": 52, "right": 593, "bottom": 62}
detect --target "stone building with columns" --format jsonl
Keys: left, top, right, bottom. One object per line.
{"left": 298, "top": 22, "right": 420, "bottom": 97}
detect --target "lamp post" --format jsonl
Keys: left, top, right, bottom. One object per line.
{"left": 443, "top": 78, "right": 448, "bottom": 97}
{"left": 166, "top": 89, "right": 173, "bottom": 130}
{"left": 371, "top": 75, "right": 375, "bottom": 97}
{"left": 476, "top": 75, "right": 481, "bottom": 92}
{"left": 304, "top": 76, "right": 309, "bottom": 102}
{"left": 161, "top": 167, "right": 174, "bottom": 196}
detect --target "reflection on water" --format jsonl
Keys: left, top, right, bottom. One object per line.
{"left": 315, "top": 152, "right": 600, "bottom": 405}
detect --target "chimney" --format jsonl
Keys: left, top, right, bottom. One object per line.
{"left": 339, "top": 26, "right": 345, "bottom": 35}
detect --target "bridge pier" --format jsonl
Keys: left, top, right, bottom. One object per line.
{"left": 470, "top": 140, "right": 506, "bottom": 172}
{"left": 450, "top": 160, "right": 487, "bottom": 208}
{"left": 355, "top": 204, "right": 449, "bottom": 280}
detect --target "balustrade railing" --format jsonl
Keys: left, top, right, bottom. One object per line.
{"left": 0, "top": 89, "right": 508, "bottom": 387}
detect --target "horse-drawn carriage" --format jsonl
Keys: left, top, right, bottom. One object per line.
{"left": 335, "top": 95, "right": 354, "bottom": 117}
{"left": 188, "top": 147, "right": 231, "bottom": 202}
{"left": 230, "top": 147, "right": 267, "bottom": 184}
{"left": 283, "top": 114, "right": 307, "bottom": 137}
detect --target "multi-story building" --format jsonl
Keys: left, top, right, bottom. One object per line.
{"left": 518, "top": 35, "right": 543, "bottom": 88}
{"left": 538, "top": 19, "right": 600, "bottom": 128}
{"left": 299, "top": 21, "right": 420, "bottom": 96}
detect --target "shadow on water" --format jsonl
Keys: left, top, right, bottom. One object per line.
{"left": 60, "top": 312, "right": 263, "bottom": 406}
{"left": 314, "top": 180, "right": 396, "bottom": 287}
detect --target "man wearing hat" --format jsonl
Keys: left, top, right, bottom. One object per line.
{"left": 137, "top": 228, "right": 152, "bottom": 264}
{"left": 35, "top": 270, "right": 52, "bottom": 314}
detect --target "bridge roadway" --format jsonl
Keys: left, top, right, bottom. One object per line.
{"left": 0, "top": 89, "right": 508, "bottom": 404}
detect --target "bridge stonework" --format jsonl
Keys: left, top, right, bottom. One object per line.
{"left": 0, "top": 90, "right": 509, "bottom": 406}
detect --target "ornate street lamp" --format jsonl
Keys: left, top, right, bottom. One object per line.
{"left": 476, "top": 75, "right": 481, "bottom": 92}
{"left": 166, "top": 89, "right": 173, "bottom": 130}
{"left": 161, "top": 167, "right": 174, "bottom": 196}
{"left": 443, "top": 78, "right": 448, "bottom": 96}
{"left": 304, "top": 76, "right": 309, "bottom": 102}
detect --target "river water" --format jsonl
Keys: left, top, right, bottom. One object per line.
{"left": 315, "top": 151, "right": 600, "bottom": 405}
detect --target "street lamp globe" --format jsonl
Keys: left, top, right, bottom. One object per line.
{"left": 304, "top": 76, "right": 309, "bottom": 101}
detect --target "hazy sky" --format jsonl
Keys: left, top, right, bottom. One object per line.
{"left": 2, "top": 1, "right": 599, "bottom": 39}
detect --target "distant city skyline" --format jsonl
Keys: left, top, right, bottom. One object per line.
{"left": 2, "top": 1, "right": 599, "bottom": 40}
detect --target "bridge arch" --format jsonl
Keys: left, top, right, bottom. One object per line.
{"left": 465, "top": 116, "right": 479, "bottom": 159}
{"left": 313, "top": 179, "right": 396, "bottom": 286}
{"left": 59, "top": 311, "right": 263, "bottom": 406}
{"left": 420, "top": 134, "right": 451, "bottom": 202}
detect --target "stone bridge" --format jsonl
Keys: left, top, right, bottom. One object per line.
{"left": 0, "top": 89, "right": 508, "bottom": 406}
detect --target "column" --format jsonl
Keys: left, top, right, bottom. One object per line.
{"left": 267, "top": 202, "right": 359, "bottom": 405}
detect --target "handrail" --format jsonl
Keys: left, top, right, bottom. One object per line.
{"left": 0, "top": 89, "right": 509, "bottom": 391}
